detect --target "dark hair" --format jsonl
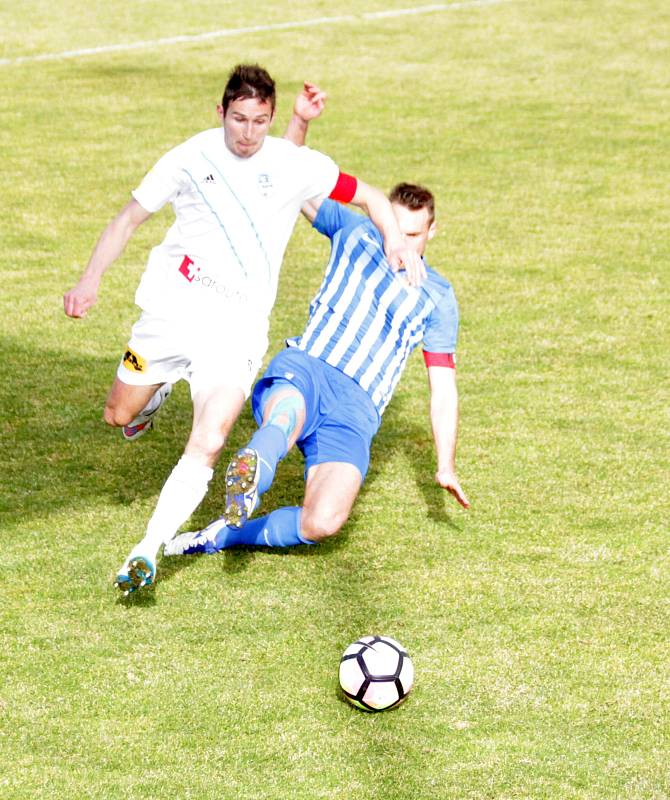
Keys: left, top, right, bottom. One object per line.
{"left": 389, "top": 182, "right": 435, "bottom": 224}
{"left": 222, "top": 64, "right": 276, "bottom": 113}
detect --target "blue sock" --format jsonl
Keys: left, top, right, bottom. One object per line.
{"left": 248, "top": 425, "right": 288, "bottom": 496}
{"left": 213, "top": 507, "right": 315, "bottom": 549}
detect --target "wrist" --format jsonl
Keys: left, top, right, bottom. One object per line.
{"left": 436, "top": 462, "right": 456, "bottom": 475}
{"left": 81, "top": 269, "right": 103, "bottom": 285}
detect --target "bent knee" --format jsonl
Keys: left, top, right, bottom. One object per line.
{"left": 186, "top": 429, "right": 227, "bottom": 461}
{"left": 301, "top": 509, "right": 349, "bottom": 543}
{"left": 103, "top": 404, "right": 132, "bottom": 428}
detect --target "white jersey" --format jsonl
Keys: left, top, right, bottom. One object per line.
{"left": 131, "top": 129, "right": 339, "bottom": 327}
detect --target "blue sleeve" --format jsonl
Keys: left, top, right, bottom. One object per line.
{"left": 312, "top": 198, "right": 365, "bottom": 240}
{"left": 423, "top": 282, "right": 459, "bottom": 353}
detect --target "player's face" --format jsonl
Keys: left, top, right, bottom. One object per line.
{"left": 218, "top": 97, "right": 275, "bottom": 158}
{"left": 391, "top": 203, "right": 436, "bottom": 257}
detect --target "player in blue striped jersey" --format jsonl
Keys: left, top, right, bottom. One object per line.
{"left": 165, "top": 182, "right": 469, "bottom": 558}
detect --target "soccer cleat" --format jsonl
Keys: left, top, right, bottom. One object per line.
{"left": 164, "top": 518, "right": 225, "bottom": 556}
{"left": 223, "top": 448, "right": 260, "bottom": 528}
{"left": 122, "top": 383, "right": 173, "bottom": 441}
{"left": 121, "top": 419, "right": 154, "bottom": 441}
{"left": 114, "top": 555, "right": 156, "bottom": 596}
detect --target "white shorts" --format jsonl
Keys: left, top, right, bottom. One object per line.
{"left": 116, "top": 310, "right": 267, "bottom": 399}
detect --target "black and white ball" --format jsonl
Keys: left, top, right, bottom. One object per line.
{"left": 339, "top": 635, "right": 414, "bottom": 711}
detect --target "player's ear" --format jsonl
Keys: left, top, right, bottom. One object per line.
{"left": 427, "top": 219, "right": 437, "bottom": 241}
{"left": 216, "top": 104, "right": 225, "bottom": 124}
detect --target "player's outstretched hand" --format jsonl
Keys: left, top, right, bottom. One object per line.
{"left": 294, "top": 81, "right": 327, "bottom": 122}
{"left": 386, "top": 246, "right": 426, "bottom": 287}
{"left": 435, "top": 468, "right": 470, "bottom": 509}
{"left": 63, "top": 278, "right": 98, "bottom": 318}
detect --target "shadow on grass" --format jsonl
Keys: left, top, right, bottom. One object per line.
{"left": 158, "top": 529, "right": 350, "bottom": 584}
{"left": 0, "top": 335, "right": 253, "bottom": 528}
{"left": 365, "top": 393, "right": 464, "bottom": 532}
{"left": 115, "top": 553, "right": 204, "bottom": 606}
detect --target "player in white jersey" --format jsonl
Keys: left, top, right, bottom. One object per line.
{"left": 165, "top": 181, "right": 469, "bottom": 560}
{"left": 63, "top": 64, "right": 423, "bottom": 595}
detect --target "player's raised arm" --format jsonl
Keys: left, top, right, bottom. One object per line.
{"left": 286, "top": 82, "right": 424, "bottom": 285}
{"left": 284, "top": 81, "right": 327, "bottom": 146}
{"left": 426, "top": 360, "right": 469, "bottom": 509}
{"left": 63, "top": 199, "right": 152, "bottom": 318}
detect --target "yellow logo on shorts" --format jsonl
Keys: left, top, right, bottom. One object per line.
{"left": 123, "top": 347, "right": 147, "bottom": 373}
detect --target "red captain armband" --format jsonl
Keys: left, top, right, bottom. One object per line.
{"left": 329, "top": 172, "right": 358, "bottom": 203}
{"left": 423, "top": 351, "right": 456, "bottom": 369}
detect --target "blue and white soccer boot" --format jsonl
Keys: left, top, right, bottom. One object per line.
{"left": 163, "top": 518, "right": 226, "bottom": 556}
{"left": 122, "top": 383, "right": 173, "bottom": 441}
{"left": 114, "top": 555, "right": 156, "bottom": 596}
{"left": 223, "top": 448, "right": 260, "bottom": 528}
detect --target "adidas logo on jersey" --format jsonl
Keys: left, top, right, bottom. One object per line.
{"left": 204, "top": 174, "right": 215, "bottom": 183}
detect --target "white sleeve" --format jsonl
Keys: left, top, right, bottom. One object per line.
{"left": 131, "top": 143, "right": 190, "bottom": 213}
{"left": 296, "top": 145, "right": 340, "bottom": 202}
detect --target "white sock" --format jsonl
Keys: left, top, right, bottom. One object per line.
{"left": 129, "top": 454, "right": 214, "bottom": 561}
{"left": 143, "top": 385, "right": 166, "bottom": 415}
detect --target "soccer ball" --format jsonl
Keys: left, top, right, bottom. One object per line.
{"left": 339, "top": 635, "right": 414, "bottom": 711}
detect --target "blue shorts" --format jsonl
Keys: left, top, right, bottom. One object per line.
{"left": 251, "top": 348, "right": 381, "bottom": 480}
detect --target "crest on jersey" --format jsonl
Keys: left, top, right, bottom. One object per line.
{"left": 257, "top": 173, "right": 274, "bottom": 197}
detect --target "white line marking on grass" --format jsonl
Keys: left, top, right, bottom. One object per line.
{"left": 0, "top": 0, "right": 511, "bottom": 67}
{"left": 363, "top": 0, "right": 507, "bottom": 19}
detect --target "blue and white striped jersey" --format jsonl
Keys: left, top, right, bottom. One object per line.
{"left": 287, "top": 200, "right": 459, "bottom": 415}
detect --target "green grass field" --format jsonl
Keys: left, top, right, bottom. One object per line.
{"left": 1, "top": 1, "right": 669, "bottom": 797}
